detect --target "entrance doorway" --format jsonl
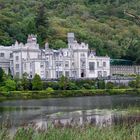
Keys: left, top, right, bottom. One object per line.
{"left": 81, "top": 70, "right": 85, "bottom": 78}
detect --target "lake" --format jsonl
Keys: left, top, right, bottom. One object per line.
{"left": 0, "top": 95, "right": 140, "bottom": 129}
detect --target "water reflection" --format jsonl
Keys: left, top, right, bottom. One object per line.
{"left": 33, "top": 109, "right": 140, "bottom": 129}
{"left": 0, "top": 95, "right": 139, "bottom": 129}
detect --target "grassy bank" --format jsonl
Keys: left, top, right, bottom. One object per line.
{"left": 0, "top": 88, "right": 140, "bottom": 101}
{"left": 1, "top": 124, "right": 140, "bottom": 140}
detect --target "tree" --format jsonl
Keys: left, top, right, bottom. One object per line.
{"left": 58, "top": 75, "right": 69, "bottom": 90}
{"left": 5, "top": 78, "right": 16, "bottom": 91}
{"left": 21, "top": 73, "right": 30, "bottom": 90}
{"left": 32, "top": 74, "right": 43, "bottom": 90}
{"left": 35, "top": 3, "right": 49, "bottom": 46}
{"left": 14, "top": 77, "right": 23, "bottom": 91}
{"left": 0, "top": 67, "right": 4, "bottom": 85}
{"left": 52, "top": 39, "right": 67, "bottom": 50}
{"left": 135, "top": 75, "right": 140, "bottom": 88}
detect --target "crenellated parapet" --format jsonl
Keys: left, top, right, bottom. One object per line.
{"left": 27, "top": 34, "right": 37, "bottom": 43}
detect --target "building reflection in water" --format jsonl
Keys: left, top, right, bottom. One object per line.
{"left": 34, "top": 109, "right": 113, "bottom": 129}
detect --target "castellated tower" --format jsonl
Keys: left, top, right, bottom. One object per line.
{"left": 67, "top": 33, "right": 75, "bottom": 44}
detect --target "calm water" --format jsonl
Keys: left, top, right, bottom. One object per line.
{"left": 0, "top": 95, "right": 140, "bottom": 128}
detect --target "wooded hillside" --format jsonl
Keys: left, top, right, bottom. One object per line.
{"left": 0, "top": 0, "right": 140, "bottom": 63}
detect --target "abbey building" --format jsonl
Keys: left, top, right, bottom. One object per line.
{"left": 0, "top": 33, "right": 110, "bottom": 79}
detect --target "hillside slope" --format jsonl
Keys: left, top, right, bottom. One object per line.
{"left": 0, "top": 0, "right": 140, "bottom": 63}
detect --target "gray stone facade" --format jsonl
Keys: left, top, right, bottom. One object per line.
{"left": 0, "top": 33, "right": 110, "bottom": 79}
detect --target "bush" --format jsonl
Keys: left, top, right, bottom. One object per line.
{"left": 97, "top": 80, "right": 105, "bottom": 89}
{"left": 5, "top": 79, "right": 16, "bottom": 91}
{"left": 106, "top": 82, "right": 114, "bottom": 89}
{"left": 128, "top": 80, "right": 136, "bottom": 88}
{"left": 68, "top": 82, "right": 79, "bottom": 90}
{"left": 46, "top": 87, "right": 54, "bottom": 94}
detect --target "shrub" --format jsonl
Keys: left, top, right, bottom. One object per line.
{"left": 128, "top": 80, "right": 136, "bottom": 88}
{"left": 46, "top": 87, "right": 54, "bottom": 94}
{"left": 97, "top": 80, "right": 105, "bottom": 89}
{"left": 68, "top": 82, "right": 79, "bottom": 90}
{"left": 106, "top": 82, "right": 114, "bottom": 89}
{"left": 5, "top": 79, "right": 16, "bottom": 91}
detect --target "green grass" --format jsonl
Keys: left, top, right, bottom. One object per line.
{"left": 1, "top": 124, "right": 140, "bottom": 140}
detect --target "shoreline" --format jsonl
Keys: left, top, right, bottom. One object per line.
{"left": 0, "top": 88, "right": 140, "bottom": 101}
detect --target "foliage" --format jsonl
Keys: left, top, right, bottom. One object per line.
{"left": 97, "top": 80, "right": 105, "bottom": 89}
{"left": 4, "top": 78, "right": 16, "bottom": 91}
{"left": 21, "top": 73, "right": 30, "bottom": 90}
{"left": 0, "top": 67, "right": 4, "bottom": 85}
{"left": 14, "top": 78, "right": 23, "bottom": 91}
{"left": 1, "top": 0, "right": 140, "bottom": 63}
{"left": 128, "top": 80, "right": 136, "bottom": 88}
{"left": 128, "top": 75, "right": 140, "bottom": 88}
{"left": 135, "top": 75, "right": 140, "bottom": 88}
{"left": 58, "top": 75, "right": 70, "bottom": 90}
{"left": 51, "top": 39, "right": 67, "bottom": 50}
{"left": 106, "top": 82, "right": 115, "bottom": 89}
{"left": 32, "top": 74, "right": 43, "bottom": 90}
{"left": 46, "top": 87, "right": 54, "bottom": 94}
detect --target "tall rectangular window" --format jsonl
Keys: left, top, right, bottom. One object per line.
{"left": 65, "top": 61, "right": 69, "bottom": 67}
{"left": 103, "top": 62, "right": 106, "bottom": 67}
{"left": 16, "top": 64, "right": 19, "bottom": 71}
{"left": 98, "top": 71, "right": 102, "bottom": 77}
{"left": 16, "top": 72, "right": 20, "bottom": 77}
{"left": 16, "top": 56, "right": 19, "bottom": 61}
{"left": 10, "top": 53, "right": 13, "bottom": 58}
{"left": 89, "top": 62, "right": 95, "bottom": 71}
{"left": 55, "top": 61, "right": 62, "bottom": 67}
{"left": 56, "top": 71, "right": 63, "bottom": 78}
{"left": 103, "top": 71, "right": 107, "bottom": 77}
{"left": 24, "top": 63, "right": 26, "bottom": 70}
{"left": 40, "top": 63, "right": 44, "bottom": 68}
{"left": 97, "top": 61, "right": 100, "bottom": 67}
{"left": 46, "top": 61, "right": 49, "bottom": 67}
{"left": 65, "top": 71, "right": 69, "bottom": 77}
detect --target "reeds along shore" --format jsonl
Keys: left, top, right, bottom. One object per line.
{"left": 0, "top": 124, "right": 140, "bottom": 140}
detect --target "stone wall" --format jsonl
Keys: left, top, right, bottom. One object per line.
{"left": 111, "top": 65, "right": 140, "bottom": 76}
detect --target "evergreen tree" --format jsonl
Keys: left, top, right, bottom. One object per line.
{"left": 32, "top": 74, "right": 43, "bottom": 90}
{"left": 35, "top": 3, "right": 49, "bottom": 46}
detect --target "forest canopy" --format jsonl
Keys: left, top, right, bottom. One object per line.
{"left": 0, "top": 0, "right": 140, "bottom": 63}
